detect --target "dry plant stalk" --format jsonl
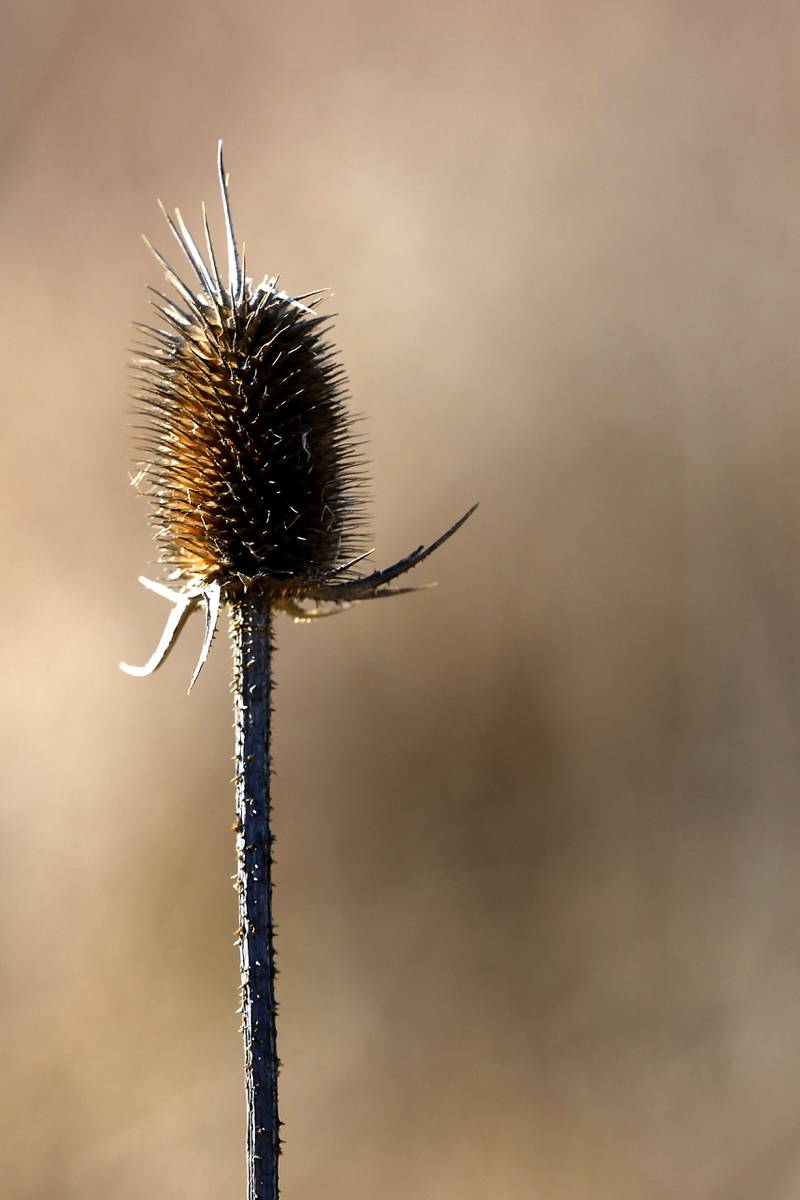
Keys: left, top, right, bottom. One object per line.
{"left": 122, "top": 144, "right": 474, "bottom": 1200}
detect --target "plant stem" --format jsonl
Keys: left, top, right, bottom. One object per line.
{"left": 231, "top": 595, "right": 280, "bottom": 1200}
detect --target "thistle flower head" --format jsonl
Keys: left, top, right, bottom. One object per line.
{"left": 123, "top": 144, "right": 475, "bottom": 688}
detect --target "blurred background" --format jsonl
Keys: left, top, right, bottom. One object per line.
{"left": 3, "top": 2, "right": 800, "bottom": 1197}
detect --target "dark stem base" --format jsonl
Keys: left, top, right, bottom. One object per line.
{"left": 231, "top": 597, "right": 280, "bottom": 1200}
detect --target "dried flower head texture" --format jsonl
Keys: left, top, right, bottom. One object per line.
{"left": 122, "top": 144, "right": 475, "bottom": 688}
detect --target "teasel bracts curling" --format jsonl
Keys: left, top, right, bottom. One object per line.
{"left": 122, "top": 143, "right": 476, "bottom": 688}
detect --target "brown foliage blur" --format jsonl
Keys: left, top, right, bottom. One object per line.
{"left": 3, "top": 3, "right": 800, "bottom": 1197}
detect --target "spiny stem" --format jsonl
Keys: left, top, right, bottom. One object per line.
{"left": 231, "top": 596, "right": 280, "bottom": 1200}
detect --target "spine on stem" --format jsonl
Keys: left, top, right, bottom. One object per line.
{"left": 231, "top": 595, "right": 280, "bottom": 1200}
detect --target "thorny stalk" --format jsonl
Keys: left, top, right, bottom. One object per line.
{"left": 231, "top": 595, "right": 280, "bottom": 1200}
{"left": 122, "top": 146, "right": 476, "bottom": 1199}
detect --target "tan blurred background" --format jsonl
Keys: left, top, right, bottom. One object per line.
{"left": 3, "top": 2, "right": 800, "bottom": 1197}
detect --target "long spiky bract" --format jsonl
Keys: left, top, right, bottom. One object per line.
{"left": 121, "top": 144, "right": 475, "bottom": 1200}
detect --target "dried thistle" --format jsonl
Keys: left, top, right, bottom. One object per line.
{"left": 122, "top": 143, "right": 473, "bottom": 689}
{"left": 122, "top": 144, "right": 474, "bottom": 1200}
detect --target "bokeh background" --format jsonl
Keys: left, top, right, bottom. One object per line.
{"left": 3, "top": 3, "right": 800, "bottom": 1197}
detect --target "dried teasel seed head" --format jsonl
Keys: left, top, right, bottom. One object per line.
{"left": 133, "top": 144, "right": 367, "bottom": 599}
{"left": 123, "top": 143, "right": 476, "bottom": 687}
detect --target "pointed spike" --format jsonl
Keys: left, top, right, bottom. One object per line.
{"left": 201, "top": 200, "right": 223, "bottom": 295}
{"left": 238, "top": 241, "right": 247, "bottom": 304}
{"left": 294, "top": 288, "right": 333, "bottom": 303}
{"left": 320, "top": 547, "right": 375, "bottom": 579}
{"left": 147, "top": 291, "right": 192, "bottom": 328}
{"left": 188, "top": 582, "right": 221, "bottom": 693}
{"left": 217, "top": 140, "right": 240, "bottom": 299}
{"left": 142, "top": 233, "right": 192, "bottom": 296}
{"left": 147, "top": 299, "right": 191, "bottom": 330}
{"left": 143, "top": 236, "right": 214, "bottom": 328}
{"left": 162, "top": 201, "right": 216, "bottom": 297}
